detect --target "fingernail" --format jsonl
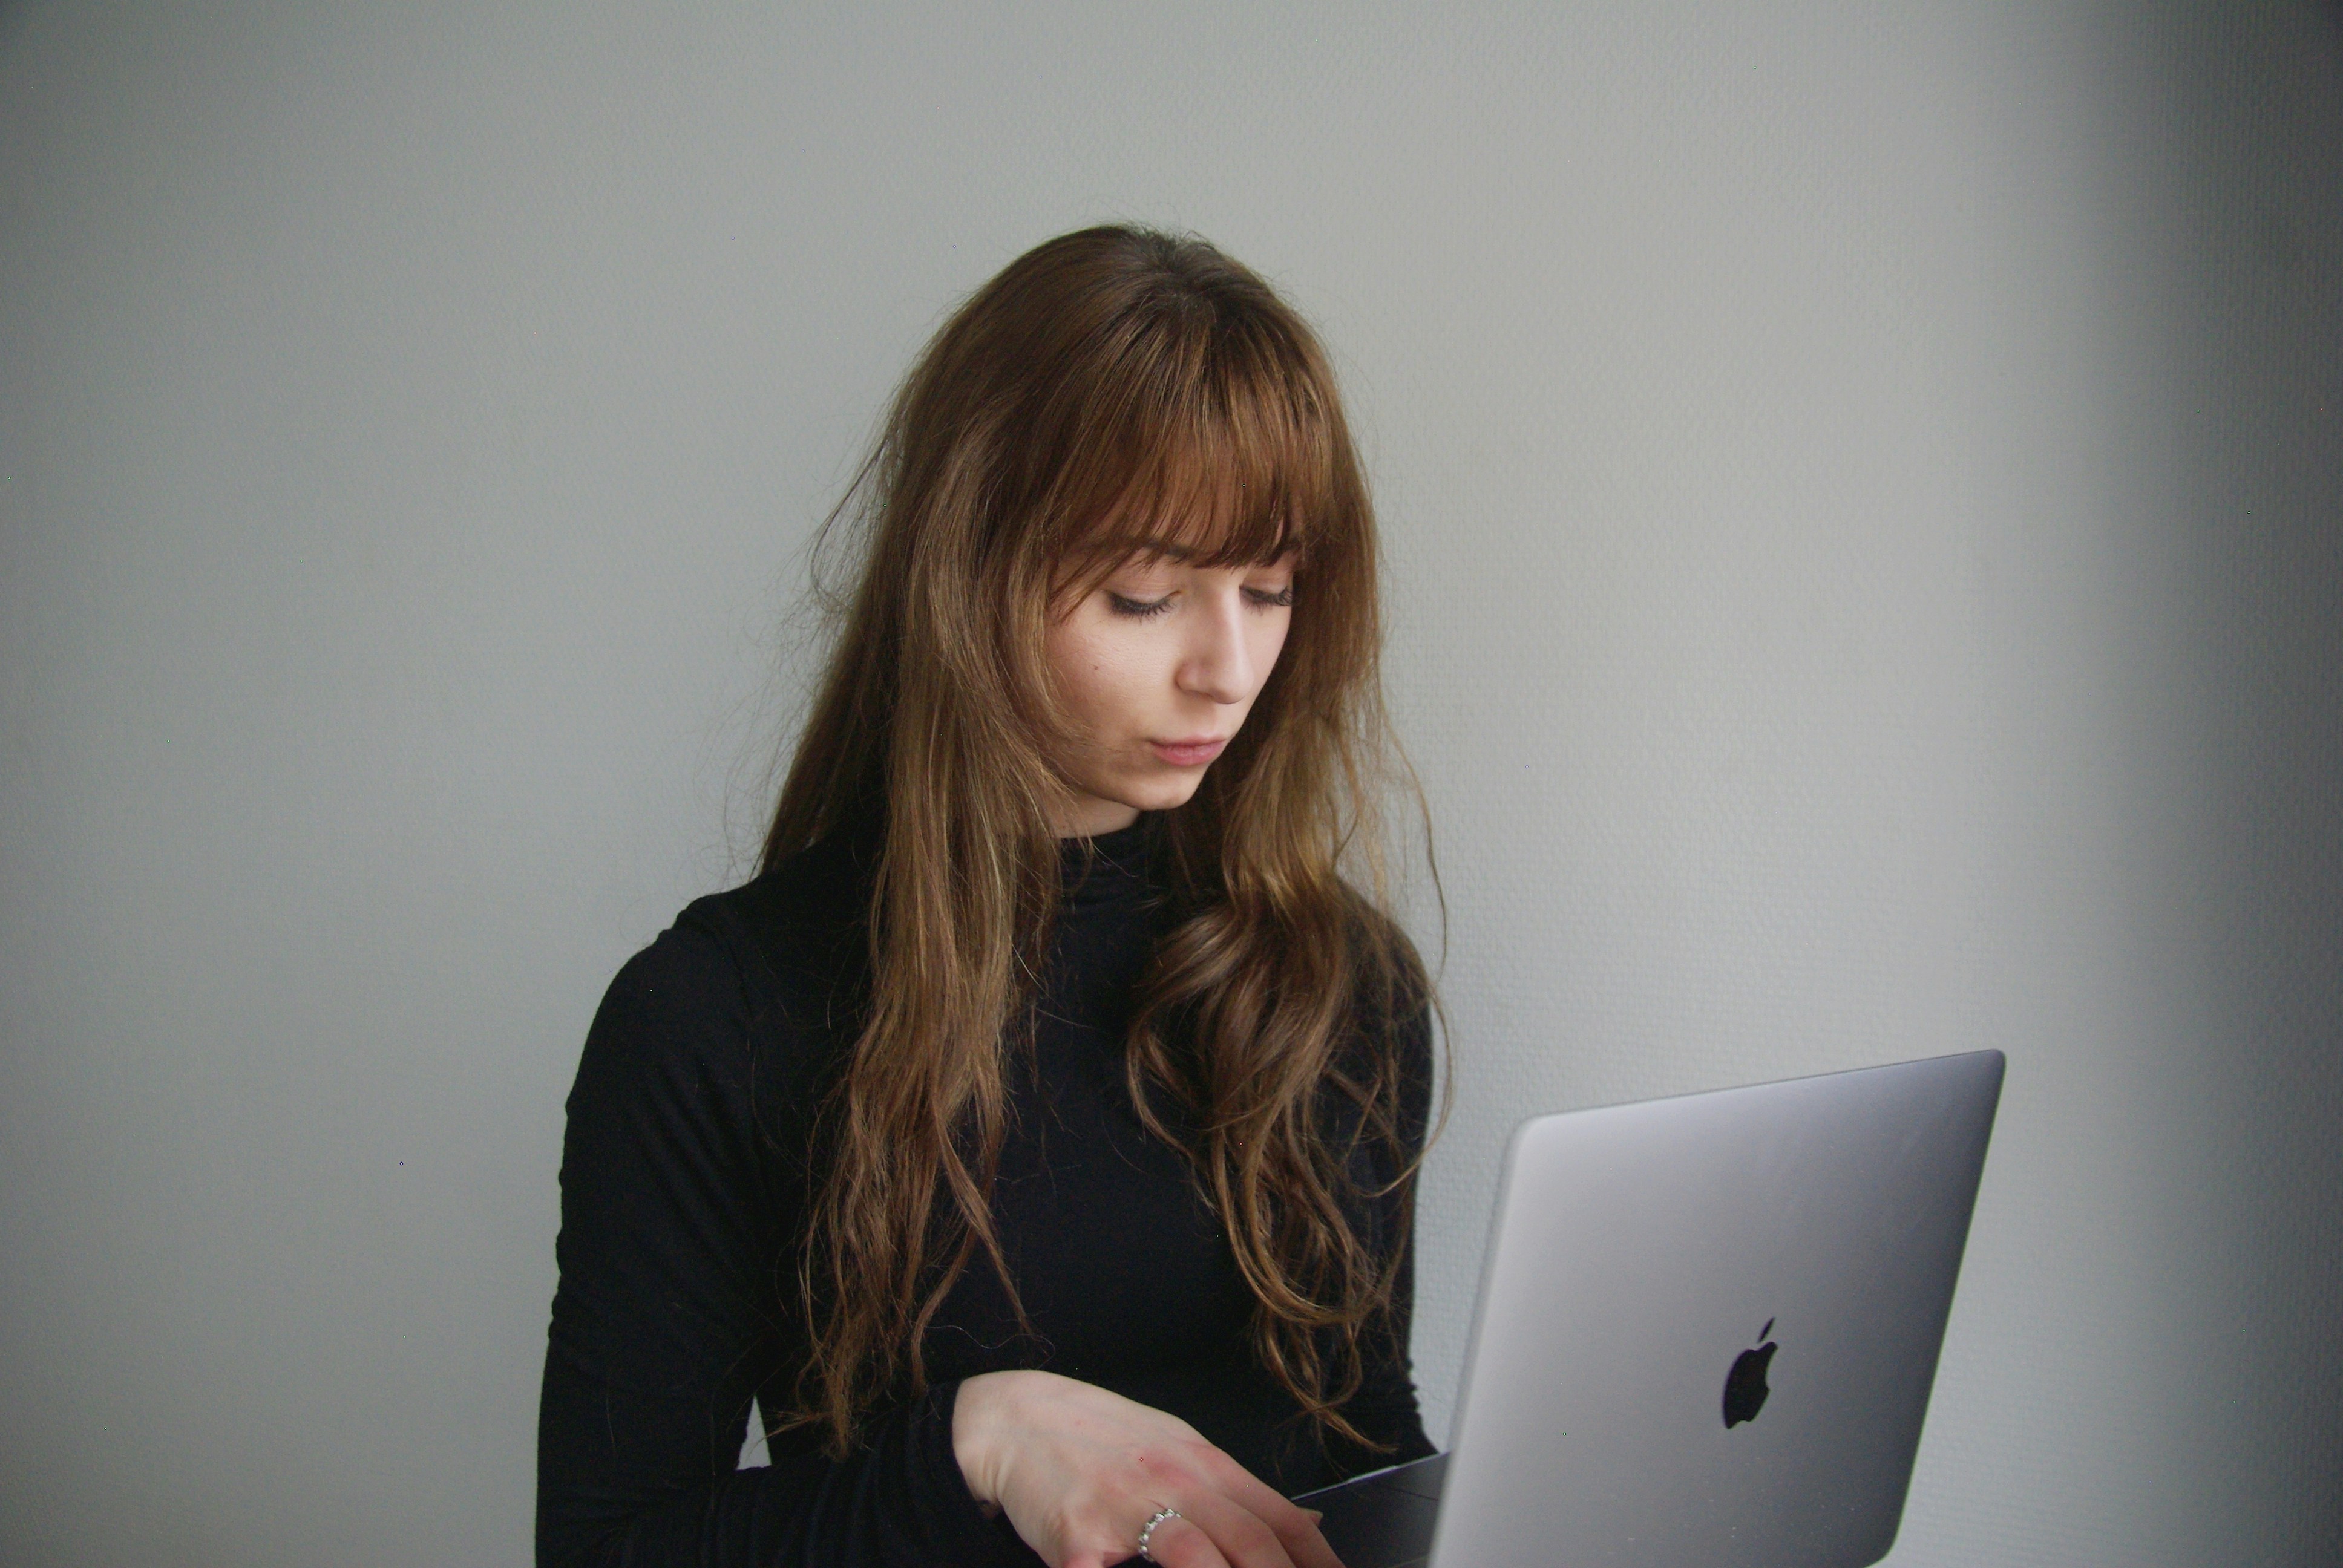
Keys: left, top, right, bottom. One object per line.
{"left": 1305, "top": 1509, "right": 1325, "bottom": 1523}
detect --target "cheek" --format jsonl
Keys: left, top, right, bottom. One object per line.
{"left": 1253, "top": 616, "right": 1294, "bottom": 691}
{"left": 1046, "top": 618, "right": 1144, "bottom": 733}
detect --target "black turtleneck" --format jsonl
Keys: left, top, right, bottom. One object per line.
{"left": 536, "top": 817, "right": 1435, "bottom": 1567}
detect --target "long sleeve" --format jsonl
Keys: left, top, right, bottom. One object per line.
{"left": 537, "top": 835, "right": 1442, "bottom": 1561}
{"left": 534, "top": 921, "right": 1035, "bottom": 1568}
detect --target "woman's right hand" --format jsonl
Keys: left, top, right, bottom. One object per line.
{"left": 951, "top": 1369, "right": 1346, "bottom": 1568}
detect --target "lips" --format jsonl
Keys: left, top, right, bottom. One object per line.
{"left": 1150, "top": 736, "right": 1228, "bottom": 766}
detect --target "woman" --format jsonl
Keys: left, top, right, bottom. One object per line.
{"left": 537, "top": 225, "right": 1440, "bottom": 1568}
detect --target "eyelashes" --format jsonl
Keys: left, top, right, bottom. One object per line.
{"left": 1106, "top": 594, "right": 1176, "bottom": 619}
{"left": 1107, "top": 586, "right": 1294, "bottom": 619}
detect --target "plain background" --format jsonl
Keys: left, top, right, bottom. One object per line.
{"left": 3, "top": 3, "right": 2338, "bottom": 1564}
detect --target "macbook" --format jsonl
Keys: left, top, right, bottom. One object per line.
{"left": 1297, "top": 1050, "right": 2004, "bottom": 1568}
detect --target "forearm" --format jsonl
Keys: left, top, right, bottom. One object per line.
{"left": 537, "top": 1365, "right": 1033, "bottom": 1568}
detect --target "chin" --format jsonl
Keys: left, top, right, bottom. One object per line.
{"left": 1115, "top": 772, "right": 1207, "bottom": 814}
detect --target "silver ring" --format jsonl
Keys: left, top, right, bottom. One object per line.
{"left": 1137, "top": 1505, "right": 1183, "bottom": 1562}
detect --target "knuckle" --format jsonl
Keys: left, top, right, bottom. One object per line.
{"left": 1176, "top": 1436, "right": 1230, "bottom": 1478}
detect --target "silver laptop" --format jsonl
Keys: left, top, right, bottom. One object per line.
{"left": 1299, "top": 1050, "right": 2004, "bottom": 1568}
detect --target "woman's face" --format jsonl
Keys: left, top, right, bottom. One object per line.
{"left": 1041, "top": 546, "right": 1296, "bottom": 837}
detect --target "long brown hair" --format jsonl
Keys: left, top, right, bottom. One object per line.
{"left": 764, "top": 225, "right": 1438, "bottom": 1455}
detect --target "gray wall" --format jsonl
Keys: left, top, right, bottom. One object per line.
{"left": 2, "top": 4, "right": 2336, "bottom": 1563}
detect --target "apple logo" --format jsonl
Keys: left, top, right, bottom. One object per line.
{"left": 1721, "top": 1318, "right": 1778, "bottom": 1428}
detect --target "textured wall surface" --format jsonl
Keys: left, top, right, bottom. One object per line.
{"left": 2, "top": 4, "right": 2336, "bottom": 1564}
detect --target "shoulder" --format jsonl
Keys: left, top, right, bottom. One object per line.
{"left": 569, "top": 837, "right": 873, "bottom": 1140}
{"left": 678, "top": 833, "right": 872, "bottom": 983}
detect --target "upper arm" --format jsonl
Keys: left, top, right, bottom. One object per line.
{"left": 536, "top": 903, "right": 1029, "bottom": 1568}
{"left": 551, "top": 927, "right": 785, "bottom": 1399}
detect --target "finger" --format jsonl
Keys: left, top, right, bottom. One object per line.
{"left": 1272, "top": 1510, "right": 1344, "bottom": 1568}
{"left": 1247, "top": 1500, "right": 1340, "bottom": 1568}
{"left": 1142, "top": 1511, "right": 1233, "bottom": 1568}
{"left": 1167, "top": 1495, "right": 1298, "bottom": 1568}
{"left": 1193, "top": 1451, "right": 1319, "bottom": 1530}
{"left": 1184, "top": 1458, "right": 1343, "bottom": 1568}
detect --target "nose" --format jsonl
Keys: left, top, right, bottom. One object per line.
{"left": 1175, "top": 586, "right": 1254, "bottom": 705}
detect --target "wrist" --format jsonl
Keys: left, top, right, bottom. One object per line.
{"left": 951, "top": 1370, "right": 1020, "bottom": 1512}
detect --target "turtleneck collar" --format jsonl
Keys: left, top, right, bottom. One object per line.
{"left": 1058, "top": 813, "right": 1158, "bottom": 910}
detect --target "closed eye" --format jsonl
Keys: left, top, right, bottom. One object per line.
{"left": 1107, "top": 592, "right": 1175, "bottom": 619}
{"left": 1106, "top": 584, "right": 1293, "bottom": 618}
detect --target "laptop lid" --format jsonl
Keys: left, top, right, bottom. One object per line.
{"left": 1411, "top": 1049, "right": 2002, "bottom": 1568}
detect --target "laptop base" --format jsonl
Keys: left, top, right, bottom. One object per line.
{"left": 1294, "top": 1453, "right": 1448, "bottom": 1568}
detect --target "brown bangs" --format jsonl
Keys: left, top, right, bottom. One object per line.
{"left": 1043, "top": 299, "right": 1345, "bottom": 603}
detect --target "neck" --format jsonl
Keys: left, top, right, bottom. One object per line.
{"left": 1046, "top": 797, "right": 1142, "bottom": 840}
